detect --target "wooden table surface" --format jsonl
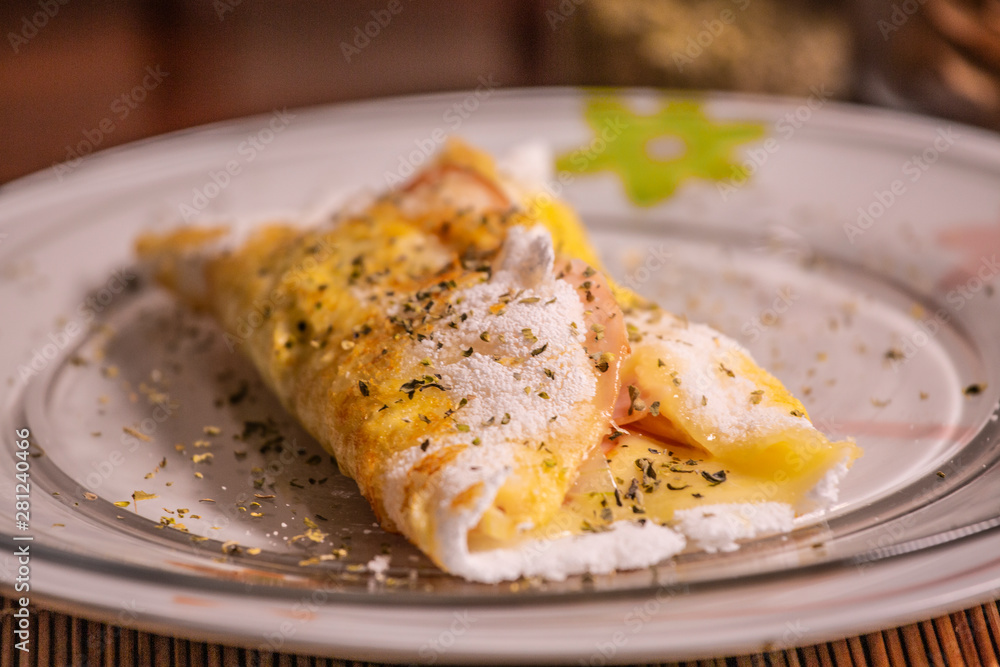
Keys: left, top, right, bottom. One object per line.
{"left": 2, "top": 595, "right": 998, "bottom": 666}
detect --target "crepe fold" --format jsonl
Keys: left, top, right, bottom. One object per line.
{"left": 137, "top": 141, "right": 690, "bottom": 581}
{"left": 136, "top": 140, "right": 857, "bottom": 581}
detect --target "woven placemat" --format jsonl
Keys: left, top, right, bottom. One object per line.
{"left": 2, "top": 596, "right": 997, "bottom": 666}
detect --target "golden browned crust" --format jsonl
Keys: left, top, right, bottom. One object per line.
{"left": 135, "top": 142, "right": 620, "bottom": 565}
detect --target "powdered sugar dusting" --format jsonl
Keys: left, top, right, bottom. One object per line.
{"left": 496, "top": 141, "right": 554, "bottom": 202}
{"left": 805, "top": 456, "right": 850, "bottom": 510}
{"left": 381, "top": 227, "right": 619, "bottom": 581}
{"left": 450, "top": 520, "right": 686, "bottom": 584}
{"left": 366, "top": 554, "right": 391, "bottom": 575}
{"left": 673, "top": 502, "right": 795, "bottom": 553}
{"left": 629, "top": 311, "right": 809, "bottom": 443}
{"left": 418, "top": 226, "right": 597, "bottom": 448}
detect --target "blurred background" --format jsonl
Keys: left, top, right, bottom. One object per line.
{"left": 1, "top": 0, "right": 999, "bottom": 185}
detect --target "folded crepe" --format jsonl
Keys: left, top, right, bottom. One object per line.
{"left": 136, "top": 140, "right": 859, "bottom": 582}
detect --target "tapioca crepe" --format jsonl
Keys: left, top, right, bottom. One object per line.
{"left": 136, "top": 140, "right": 859, "bottom": 582}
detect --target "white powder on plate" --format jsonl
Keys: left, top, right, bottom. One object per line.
{"left": 447, "top": 520, "right": 687, "bottom": 584}
{"left": 366, "top": 554, "right": 391, "bottom": 575}
{"left": 673, "top": 503, "right": 795, "bottom": 553}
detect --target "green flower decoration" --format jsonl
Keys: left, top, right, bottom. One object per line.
{"left": 556, "top": 95, "right": 766, "bottom": 207}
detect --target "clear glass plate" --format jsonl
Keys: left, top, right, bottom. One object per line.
{"left": 1, "top": 88, "right": 998, "bottom": 662}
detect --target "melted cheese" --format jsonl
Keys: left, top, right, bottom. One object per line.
{"left": 136, "top": 138, "right": 860, "bottom": 582}
{"left": 516, "top": 308, "right": 859, "bottom": 540}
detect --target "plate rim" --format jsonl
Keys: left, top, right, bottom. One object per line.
{"left": 2, "top": 86, "right": 1000, "bottom": 662}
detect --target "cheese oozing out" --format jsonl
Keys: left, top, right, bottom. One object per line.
{"left": 380, "top": 226, "right": 687, "bottom": 582}
{"left": 138, "top": 140, "right": 859, "bottom": 582}
{"left": 553, "top": 308, "right": 859, "bottom": 556}
{"left": 379, "top": 225, "right": 857, "bottom": 582}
